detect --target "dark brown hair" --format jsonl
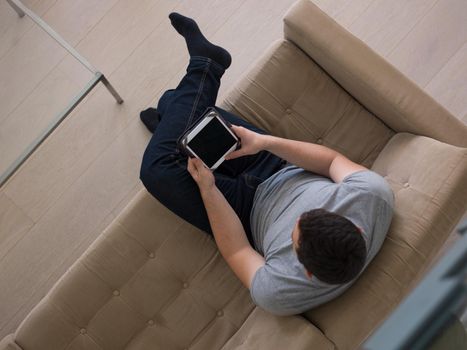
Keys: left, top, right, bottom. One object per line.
{"left": 296, "top": 209, "right": 367, "bottom": 284}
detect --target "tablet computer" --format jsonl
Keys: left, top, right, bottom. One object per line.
{"left": 178, "top": 107, "right": 240, "bottom": 170}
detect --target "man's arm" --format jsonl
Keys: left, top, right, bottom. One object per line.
{"left": 187, "top": 157, "right": 264, "bottom": 289}
{"left": 226, "top": 126, "right": 367, "bottom": 183}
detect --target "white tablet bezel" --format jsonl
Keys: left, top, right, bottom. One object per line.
{"left": 184, "top": 111, "right": 239, "bottom": 170}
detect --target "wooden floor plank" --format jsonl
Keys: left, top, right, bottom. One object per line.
{"left": 39, "top": 0, "right": 120, "bottom": 46}
{"left": 0, "top": 191, "right": 35, "bottom": 263}
{"left": 56, "top": 0, "right": 175, "bottom": 87}
{"left": 0, "top": 67, "right": 82, "bottom": 176}
{"left": 212, "top": 0, "right": 298, "bottom": 97}
{"left": 333, "top": 0, "right": 375, "bottom": 28}
{"left": 348, "top": 0, "right": 438, "bottom": 57}
{"left": 1, "top": 0, "right": 174, "bottom": 221}
{"left": 387, "top": 0, "right": 467, "bottom": 88}
{"left": 425, "top": 41, "right": 467, "bottom": 121}
{"left": 0, "top": 0, "right": 119, "bottom": 124}
{"left": 0, "top": 26, "right": 65, "bottom": 124}
{"left": 0, "top": 0, "right": 58, "bottom": 59}
{"left": 312, "top": 0, "right": 376, "bottom": 28}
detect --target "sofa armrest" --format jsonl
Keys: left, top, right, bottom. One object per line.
{"left": 221, "top": 308, "right": 335, "bottom": 350}
{"left": 371, "top": 133, "right": 467, "bottom": 257}
{"left": 283, "top": 0, "right": 467, "bottom": 147}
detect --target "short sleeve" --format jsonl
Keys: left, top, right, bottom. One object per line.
{"left": 342, "top": 170, "right": 394, "bottom": 208}
{"left": 250, "top": 265, "right": 295, "bottom": 316}
{"left": 250, "top": 265, "right": 276, "bottom": 313}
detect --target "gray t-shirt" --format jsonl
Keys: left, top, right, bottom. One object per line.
{"left": 249, "top": 166, "right": 394, "bottom": 316}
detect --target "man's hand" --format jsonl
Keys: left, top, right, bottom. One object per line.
{"left": 187, "top": 157, "right": 215, "bottom": 193}
{"left": 225, "top": 125, "right": 266, "bottom": 160}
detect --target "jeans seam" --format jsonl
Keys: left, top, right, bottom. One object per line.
{"left": 175, "top": 60, "right": 211, "bottom": 154}
{"left": 186, "top": 60, "right": 210, "bottom": 131}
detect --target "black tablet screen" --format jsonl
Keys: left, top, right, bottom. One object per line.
{"left": 187, "top": 117, "right": 237, "bottom": 168}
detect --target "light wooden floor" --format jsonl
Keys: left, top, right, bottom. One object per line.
{"left": 1, "top": 0, "right": 466, "bottom": 338}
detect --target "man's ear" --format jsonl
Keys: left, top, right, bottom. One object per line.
{"left": 305, "top": 270, "right": 312, "bottom": 279}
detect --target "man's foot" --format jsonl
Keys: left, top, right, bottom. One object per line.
{"left": 169, "top": 12, "right": 232, "bottom": 69}
{"left": 140, "top": 107, "right": 161, "bottom": 133}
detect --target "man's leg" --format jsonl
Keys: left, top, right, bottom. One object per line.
{"left": 140, "top": 13, "right": 284, "bottom": 243}
{"left": 140, "top": 13, "right": 242, "bottom": 235}
{"left": 143, "top": 88, "right": 284, "bottom": 243}
{"left": 140, "top": 55, "right": 229, "bottom": 232}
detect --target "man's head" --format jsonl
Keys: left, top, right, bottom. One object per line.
{"left": 291, "top": 209, "right": 367, "bottom": 285}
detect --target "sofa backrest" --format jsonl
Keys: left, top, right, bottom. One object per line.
{"left": 220, "top": 39, "right": 395, "bottom": 169}
{"left": 283, "top": 0, "right": 467, "bottom": 148}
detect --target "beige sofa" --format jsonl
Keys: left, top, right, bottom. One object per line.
{"left": 2, "top": 1, "right": 466, "bottom": 349}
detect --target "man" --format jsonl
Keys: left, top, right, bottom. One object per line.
{"left": 140, "top": 13, "right": 395, "bottom": 316}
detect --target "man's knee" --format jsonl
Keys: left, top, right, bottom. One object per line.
{"left": 140, "top": 161, "right": 170, "bottom": 200}
{"left": 157, "top": 89, "right": 176, "bottom": 116}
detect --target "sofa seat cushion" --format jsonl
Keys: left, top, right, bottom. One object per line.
{"left": 14, "top": 191, "right": 255, "bottom": 350}
{"left": 302, "top": 133, "right": 467, "bottom": 350}
{"left": 220, "top": 39, "right": 395, "bottom": 169}
{"left": 12, "top": 189, "right": 334, "bottom": 350}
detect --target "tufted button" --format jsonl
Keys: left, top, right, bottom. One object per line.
{"left": 217, "top": 310, "right": 224, "bottom": 317}
{"left": 148, "top": 252, "right": 155, "bottom": 259}
{"left": 147, "top": 319, "right": 154, "bottom": 326}
{"left": 285, "top": 108, "right": 292, "bottom": 115}
{"left": 113, "top": 290, "right": 120, "bottom": 296}
{"left": 80, "top": 328, "right": 87, "bottom": 334}
{"left": 403, "top": 182, "right": 409, "bottom": 188}
{"left": 316, "top": 138, "right": 323, "bottom": 145}
{"left": 182, "top": 282, "right": 189, "bottom": 289}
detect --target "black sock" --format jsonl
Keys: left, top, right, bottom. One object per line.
{"left": 140, "top": 107, "right": 161, "bottom": 133}
{"left": 169, "top": 12, "right": 232, "bottom": 69}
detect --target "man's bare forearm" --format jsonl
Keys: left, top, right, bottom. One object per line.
{"left": 186, "top": 157, "right": 265, "bottom": 289}
{"left": 199, "top": 186, "right": 251, "bottom": 260}
{"left": 261, "top": 135, "right": 339, "bottom": 178}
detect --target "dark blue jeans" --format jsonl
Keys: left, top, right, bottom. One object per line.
{"left": 140, "top": 56, "right": 285, "bottom": 245}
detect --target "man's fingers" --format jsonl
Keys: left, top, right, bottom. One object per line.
{"left": 189, "top": 157, "right": 210, "bottom": 174}
{"left": 230, "top": 125, "right": 245, "bottom": 137}
{"left": 187, "top": 157, "right": 201, "bottom": 175}
{"left": 192, "top": 157, "right": 204, "bottom": 169}
{"left": 187, "top": 157, "right": 195, "bottom": 174}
